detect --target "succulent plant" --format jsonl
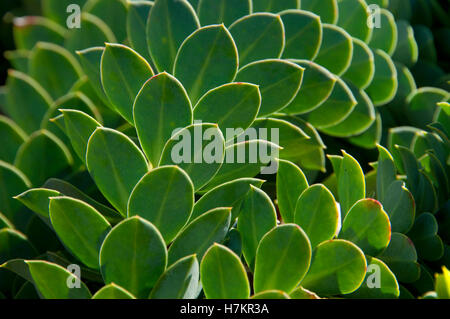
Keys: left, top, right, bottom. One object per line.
{"left": 0, "top": 0, "right": 448, "bottom": 299}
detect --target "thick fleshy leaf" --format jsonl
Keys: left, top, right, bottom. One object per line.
{"left": 127, "top": 1, "right": 154, "bottom": 63}
{"left": 201, "top": 244, "right": 250, "bottom": 299}
{"left": 0, "top": 213, "right": 13, "bottom": 229}
{"left": 191, "top": 178, "right": 264, "bottom": 222}
{"left": 202, "top": 140, "right": 280, "bottom": 191}
{"left": 15, "top": 130, "right": 73, "bottom": 186}
{"left": 392, "top": 20, "right": 418, "bottom": 68}
{"left": 134, "top": 72, "right": 193, "bottom": 165}
{"left": 0, "top": 229, "right": 36, "bottom": 264}
{"left": 42, "top": 0, "right": 87, "bottom": 26}
{"left": 83, "top": 0, "right": 128, "bottom": 42}
{"left": 99, "top": 217, "right": 167, "bottom": 298}
{"left": 159, "top": 124, "right": 225, "bottom": 191}
{"left": 348, "top": 111, "right": 382, "bottom": 149}
{"left": 320, "top": 82, "right": 375, "bottom": 137}
{"left": 86, "top": 127, "right": 149, "bottom": 216}
{"left": 0, "top": 116, "right": 27, "bottom": 163}
{"left": 252, "top": 290, "right": 291, "bottom": 299}
{"left": 382, "top": 180, "right": 415, "bottom": 234}
{"left": 147, "top": 0, "right": 200, "bottom": 73}
{"left": 252, "top": 0, "right": 300, "bottom": 13}
{"left": 235, "top": 59, "right": 304, "bottom": 116}
{"left": 280, "top": 10, "right": 322, "bottom": 61}
{"left": 92, "top": 284, "right": 135, "bottom": 299}
{"left": 237, "top": 186, "right": 277, "bottom": 268}
{"left": 194, "top": 83, "right": 261, "bottom": 140}
{"left": 150, "top": 254, "right": 199, "bottom": 299}
{"left": 276, "top": 159, "right": 309, "bottom": 223}
{"left": 348, "top": 257, "right": 400, "bottom": 299}
{"left": 5, "top": 70, "right": 52, "bottom": 135}
{"left": 408, "top": 213, "right": 444, "bottom": 262}
{"left": 0, "top": 161, "right": 30, "bottom": 223}
{"left": 376, "top": 144, "right": 396, "bottom": 202}
{"left": 336, "top": 0, "right": 372, "bottom": 42}
{"left": 304, "top": 77, "right": 357, "bottom": 129}
{"left": 60, "top": 109, "right": 101, "bottom": 162}
{"left": 366, "top": 49, "right": 398, "bottom": 106}
{"left": 379, "top": 232, "right": 420, "bottom": 283}
{"left": 284, "top": 60, "right": 336, "bottom": 115}
{"left": 128, "top": 166, "right": 194, "bottom": 244}
{"left": 301, "top": 239, "right": 367, "bottom": 295}
{"left": 198, "top": 0, "right": 251, "bottom": 26}
{"left": 435, "top": 267, "right": 450, "bottom": 299}
{"left": 4, "top": 50, "right": 29, "bottom": 73}
{"left": 300, "top": 0, "right": 338, "bottom": 24}
{"left": 101, "top": 43, "right": 154, "bottom": 124}
{"left": 65, "top": 13, "right": 116, "bottom": 52}
{"left": 295, "top": 184, "right": 339, "bottom": 248}
{"left": 342, "top": 38, "right": 375, "bottom": 90}
{"left": 229, "top": 13, "right": 285, "bottom": 67}
{"left": 369, "top": 9, "right": 398, "bottom": 56}
{"left": 340, "top": 199, "right": 391, "bottom": 256}
{"left": 314, "top": 24, "right": 353, "bottom": 76}
{"left": 167, "top": 207, "right": 231, "bottom": 265}
{"left": 254, "top": 224, "right": 311, "bottom": 293}
{"left": 174, "top": 25, "right": 238, "bottom": 104}
{"left": 12, "top": 16, "right": 65, "bottom": 51}
{"left": 14, "top": 188, "right": 60, "bottom": 220}
{"left": 49, "top": 197, "right": 111, "bottom": 269}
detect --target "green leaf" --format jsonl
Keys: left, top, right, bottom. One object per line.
{"left": 342, "top": 38, "right": 375, "bottom": 90}
{"left": 0, "top": 229, "right": 36, "bottom": 264}
{"left": 12, "top": 16, "right": 65, "bottom": 51}
{"left": 159, "top": 123, "right": 224, "bottom": 191}
{"left": 301, "top": 239, "right": 367, "bottom": 295}
{"left": 99, "top": 217, "right": 167, "bottom": 298}
{"left": 252, "top": 0, "right": 300, "bottom": 13}
{"left": 369, "top": 9, "right": 398, "bottom": 55}
{"left": 0, "top": 116, "right": 27, "bottom": 163}
{"left": 289, "top": 286, "right": 320, "bottom": 299}
{"left": 83, "top": 0, "right": 128, "bottom": 42}
{"left": 0, "top": 213, "right": 13, "bottom": 229}
{"left": 276, "top": 159, "right": 309, "bottom": 223}
{"left": 254, "top": 224, "right": 311, "bottom": 293}
{"left": 314, "top": 24, "right": 353, "bottom": 76}
{"left": 29, "top": 42, "right": 82, "bottom": 99}
{"left": 407, "top": 213, "right": 444, "bottom": 262}
{"left": 191, "top": 178, "right": 264, "bottom": 222}
{"left": 128, "top": 166, "right": 194, "bottom": 244}
{"left": 14, "top": 188, "right": 60, "bottom": 220}
{"left": 340, "top": 198, "right": 391, "bottom": 256}
{"left": 295, "top": 184, "right": 339, "bottom": 248}
{"left": 60, "top": 109, "right": 101, "bottom": 163}
{"left": 4, "top": 50, "right": 29, "bottom": 73}
{"left": 379, "top": 232, "right": 420, "bottom": 283}
{"left": 49, "top": 197, "right": 111, "bottom": 269}
{"left": 304, "top": 77, "right": 357, "bottom": 129}
{"left": 381, "top": 180, "right": 415, "bottom": 234}
{"left": 348, "top": 257, "right": 400, "bottom": 299}
{"left": 348, "top": 111, "right": 382, "bottom": 149}
{"left": 92, "top": 283, "right": 135, "bottom": 299}
{"left": 194, "top": 83, "right": 261, "bottom": 140}
{"left": 134, "top": 72, "right": 193, "bottom": 166}
{"left": 198, "top": 0, "right": 251, "bottom": 26}
{"left": 167, "top": 207, "right": 231, "bottom": 266}
{"left": 280, "top": 10, "right": 322, "bottom": 61}
{"left": 301, "top": 0, "right": 338, "bottom": 24}
{"left": 283, "top": 60, "right": 337, "bottom": 115}
{"left": 101, "top": 43, "right": 154, "bottom": 124}
{"left": 147, "top": 0, "right": 200, "bottom": 73}
{"left": 376, "top": 144, "right": 396, "bottom": 202}
{"left": 435, "top": 267, "right": 450, "bottom": 299}
{"left": 127, "top": 1, "right": 153, "bottom": 63}
{"left": 392, "top": 20, "right": 418, "bottom": 68}
{"left": 15, "top": 130, "right": 73, "bottom": 187}
{"left": 150, "top": 254, "right": 199, "bottom": 299}
{"left": 5, "top": 70, "right": 52, "bottom": 135}
{"left": 252, "top": 290, "right": 291, "bottom": 299}
{"left": 235, "top": 59, "right": 304, "bottom": 116}
{"left": 86, "top": 127, "right": 149, "bottom": 216}
{"left": 202, "top": 140, "right": 280, "bottom": 191}
{"left": 237, "top": 186, "right": 277, "bottom": 269}
{"left": 229, "top": 13, "right": 285, "bottom": 67}
{"left": 174, "top": 25, "right": 238, "bottom": 104}
{"left": 336, "top": 0, "right": 372, "bottom": 42}
{"left": 366, "top": 49, "right": 398, "bottom": 106}
{"left": 319, "top": 82, "right": 375, "bottom": 137}
{"left": 65, "top": 13, "right": 116, "bottom": 52}
{"left": 42, "top": 0, "right": 87, "bottom": 26}
{"left": 200, "top": 244, "right": 250, "bottom": 299}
